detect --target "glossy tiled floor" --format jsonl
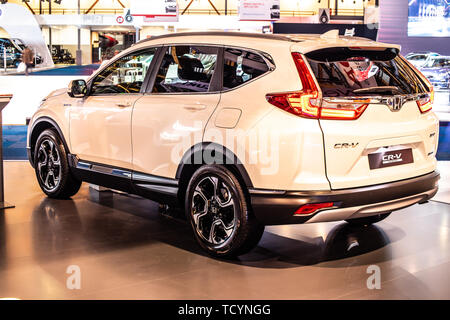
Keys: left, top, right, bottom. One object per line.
{"left": 0, "top": 161, "right": 449, "bottom": 300}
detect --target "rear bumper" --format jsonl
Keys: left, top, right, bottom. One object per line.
{"left": 249, "top": 171, "right": 440, "bottom": 225}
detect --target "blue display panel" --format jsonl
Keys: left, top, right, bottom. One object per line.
{"left": 408, "top": 0, "right": 450, "bottom": 37}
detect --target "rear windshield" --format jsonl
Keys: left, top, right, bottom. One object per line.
{"left": 305, "top": 47, "right": 429, "bottom": 97}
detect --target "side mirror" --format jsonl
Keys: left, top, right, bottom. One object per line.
{"left": 68, "top": 79, "right": 87, "bottom": 98}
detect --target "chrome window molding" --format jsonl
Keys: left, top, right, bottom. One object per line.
{"left": 323, "top": 92, "right": 431, "bottom": 112}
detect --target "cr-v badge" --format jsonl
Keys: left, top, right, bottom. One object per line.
{"left": 334, "top": 143, "right": 359, "bottom": 149}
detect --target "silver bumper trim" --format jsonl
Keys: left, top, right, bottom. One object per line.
{"left": 306, "top": 187, "right": 438, "bottom": 223}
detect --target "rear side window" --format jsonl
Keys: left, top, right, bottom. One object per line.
{"left": 305, "top": 47, "right": 429, "bottom": 97}
{"left": 152, "top": 45, "right": 218, "bottom": 93}
{"left": 223, "top": 48, "right": 270, "bottom": 90}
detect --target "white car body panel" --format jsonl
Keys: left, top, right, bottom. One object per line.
{"left": 320, "top": 102, "right": 439, "bottom": 189}
{"left": 27, "top": 32, "right": 439, "bottom": 203}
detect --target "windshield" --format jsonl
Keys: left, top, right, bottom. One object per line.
{"left": 305, "top": 47, "right": 429, "bottom": 97}
{"left": 409, "top": 54, "right": 427, "bottom": 61}
{"left": 424, "top": 58, "right": 450, "bottom": 68}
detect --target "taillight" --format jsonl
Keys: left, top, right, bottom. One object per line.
{"left": 417, "top": 89, "right": 433, "bottom": 113}
{"left": 401, "top": 55, "right": 434, "bottom": 113}
{"left": 320, "top": 100, "right": 368, "bottom": 120}
{"left": 265, "top": 92, "right": 320, "bottom": 118}
{"left": 294, "top": 202, "right": 334, "bottom": 215}
{"left": 266, "top": 52, "right": 368, "bottom": 120}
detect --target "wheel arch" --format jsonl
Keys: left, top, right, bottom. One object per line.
{"left": 175, "top": 142, "right": 253, "bottom": 204}
{"left": 28, "top": 117, "right": 70, "bottom": 167}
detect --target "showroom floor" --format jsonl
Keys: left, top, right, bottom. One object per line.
{"left": 0, "top": 161, "right": 449, "bottom": 300}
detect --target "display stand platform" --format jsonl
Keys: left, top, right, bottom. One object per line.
{"left": 0, "top": 94, "right": 15, "bottom": 210}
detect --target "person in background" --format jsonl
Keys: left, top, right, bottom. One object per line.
{"left": 22, "top": 46, "right": 34, "bottom": 76}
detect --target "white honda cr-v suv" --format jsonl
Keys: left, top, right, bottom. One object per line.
{"left": 27, "top": 31, "right": 440, "bottom": 257}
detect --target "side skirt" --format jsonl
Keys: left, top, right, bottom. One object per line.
{"left": 68, "top": 154, "right": 179, "bottom": 204}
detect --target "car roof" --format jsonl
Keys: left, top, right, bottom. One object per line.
{"left": 136, "top": 31, "right": 298, "bottom": 44}
{"left": 407, "top": 51, "right": 438, "bottom": 54}
{"left": 132, "top": 31, "right": 400, "bottom": 54}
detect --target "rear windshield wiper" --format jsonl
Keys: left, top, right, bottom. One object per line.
{"left": 353, "top": 86, "right": 401, "bottom": 95}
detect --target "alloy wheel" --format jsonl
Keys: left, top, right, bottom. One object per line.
{"left": 191, "top": 176, "right": 237, "bottom": 245}
{"left": 37, "top": 138, "right": 62, "bottom": 192}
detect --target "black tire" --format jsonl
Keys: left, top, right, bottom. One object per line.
{"left": 34, "top": 129, "right": 82, "bottom": 199}
{"left": 185, "top": 165, "right": 264, "bottom": 258}
{"left": 346, "top": 212, "right": 391, "bottom": 227}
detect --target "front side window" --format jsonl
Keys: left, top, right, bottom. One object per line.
{"left": 90, "top": 48, "right": 157, "bottom": 95}
{"left": 223, "top": 48, "right": 270, "bottom": 90}
{"left": 152, "top": 45, "right": 218, "bottom": 93}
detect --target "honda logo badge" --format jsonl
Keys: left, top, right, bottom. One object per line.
{"left": 387, "top": 95, "right": 405, "bottom": 112}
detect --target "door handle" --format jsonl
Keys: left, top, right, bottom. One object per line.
{"left": 116, "top": 102, "right": 132, "bottom": 108}
{"left": 183, "top": 104, "right": 207, "bottom": 111}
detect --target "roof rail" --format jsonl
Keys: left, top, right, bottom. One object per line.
{"left": 135, "top": 31, "right": 298, "bottom": 45}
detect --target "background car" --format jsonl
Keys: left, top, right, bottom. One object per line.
{"left": 51, "top": 46, "right": 75, "bottom": 64}
{"left": 405, "top": 51, "right": 440, "bottom": 68}
{"left": 165, "top": 0, "right": 177, "bottom": 13}
{"left": 0, "top": 38, "right": 43, "bottom": 68}
{"left": 420, "top": 55, "right": 450, "bottom": 89}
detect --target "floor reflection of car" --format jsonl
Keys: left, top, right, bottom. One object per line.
{"left": 420, "top": 55, "right": 450, "bottom": 89}
{"left": 165, "top": 0, "right": 177, "bottom": 13}
{"left": 405, "top": 51, "right": 440, "bottom": 68}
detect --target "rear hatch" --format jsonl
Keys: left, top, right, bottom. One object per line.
{"left": 305, "top": 47, "right": 439, "bottom": 189}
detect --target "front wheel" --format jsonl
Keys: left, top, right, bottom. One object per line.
{"left": 346, "top": 213, "right": 391, "bottom": 227}
{"left": 185, "top": 165, "right": 264, "bottom": 258}
{"left": 34, "top": 129, "right": 82, "bottom": 199}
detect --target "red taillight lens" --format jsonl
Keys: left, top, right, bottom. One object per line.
{"left": 294, "top": 202, "right": 334, "bottom": 215}
{"left": 291, "top": 52, "right": 319, "bottom": 96}
{"left": 320, "top": 100, "right": 368, "bottom": 120}
{"left": 417, "top": 88, "right": 433, "bottom": 113}
{"left": 266, "top": 92, "right": 320, "bottom": 118}
{"left": 400, "top": 55, "right": 434, "bottom": 114}
{"left": 266, "top": 53, "right": 368, "bottom": 120}
{"left": 265, "top": 52, "right": 322, "bottom": 118}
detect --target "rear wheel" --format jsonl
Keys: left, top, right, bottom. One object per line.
{"left": 346, "top": 213, "right": 391, "bottom": 227}
{"left": 34, "top": 129, "right": 81, "bottom": 199}
{"left": 185, "top": 165, "right": 264, "bottom": 258}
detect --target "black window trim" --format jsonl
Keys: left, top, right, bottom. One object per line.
{"left": 86, "top": 46, "right": 162, "bottom": 97}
